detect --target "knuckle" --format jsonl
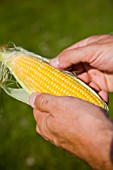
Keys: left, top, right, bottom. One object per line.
{"left": 59, "top": 49, "right": 70, "bottom": 59}
{"left": 33, "top": 109, "right": 39, "bottom": 122}
{"left": 37, "top": 93, "right": 49, "bottom": 109}
{"left": 96, "top": 34, "right": 113, "bottom": 42}
{"left": 59, "top": 50, "right": 71, "bottom": 65}
{"left": 36, "top": 115, "right": 44, "bottom": 132}
{"left": 101, "top": 34, "right": 112, "bottom": 39}
{"left": 87, "top": 35, "right": 98, "bottom": 43}
{"left": 63, "top": 49, "right": 70, "bottom": 57}
{"left": 36, "top": 124, "right": 49, "bottom": 142}
{"left": 36, "top": 125, "right": 40, "bottom": 134}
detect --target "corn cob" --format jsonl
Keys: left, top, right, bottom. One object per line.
{"left": 0, "top": 46, "right": 108, "bottom": 111}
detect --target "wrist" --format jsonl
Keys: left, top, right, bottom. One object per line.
{"left": 88, "top": 122, "right": 113, "bottom": 170}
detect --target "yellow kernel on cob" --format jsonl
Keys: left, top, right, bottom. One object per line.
{"left": 6, "top": 54, "right": 105, "bottom": 109}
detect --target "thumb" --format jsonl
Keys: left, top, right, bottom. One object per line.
{"left": 29, "top": 92, "right": 57, "bottom": 113}
{"left": 50, "top": 45, "right": 97, "bottom": 69}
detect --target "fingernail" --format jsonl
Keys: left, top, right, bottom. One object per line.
{"left": 29, "top": 92, "right": 41, "bottom": 108}
{"left": 50, "top": 57, "right": 60, "bottom": 68}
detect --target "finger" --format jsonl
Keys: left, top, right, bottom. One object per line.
{"left": 33, "top": 108, "right": 53, "bottom": 141}
{"left": 50, "top": 45, "right": 97, "bottom": 69}
{"left": 33, "top": 108, "right": 41, "bottom": 122}
{"left": 50, "top": 34, "right": 108, "bottom": 69}
{"left": 29, "top": 92, "right": 57, "bottom": 113}
{"left": 82, "top": 64, "right": 109, "bottom": 91}
{"left": 88, "top": 82, "right": 101, "bottom": 92}
{"left": 78, "top": 72, "right": 91, "bottom": 84}
{"left": 78, "top": 74, "right": 101, "bottom": 91}
{"left": 98, "top": 91, "right": 109, "bottom": 103}
{"left": 87, "top": 69, "right": 108, "bottom": 92}
{"left": 29, "top": 92, "right": 41, "bottom": 109}
{"left": 36, "top": 125, "right": 49, "bottom": 141}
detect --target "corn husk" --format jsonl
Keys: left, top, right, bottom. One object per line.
{"left": 0, "top": 45, "right": 109, "bottom": 113}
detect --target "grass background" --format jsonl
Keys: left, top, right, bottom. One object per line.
{"left": 0, "top": 0, "right": 113, "bottom": 169}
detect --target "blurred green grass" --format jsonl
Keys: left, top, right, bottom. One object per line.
{"left": 0, "top": 0, "right": 113, "bottom": 169}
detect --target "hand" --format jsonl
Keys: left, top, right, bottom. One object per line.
{"left": 50, "top": 34, "right": 113, "bottom": 102}
{"left": 29, "top": 92, "right": 113, "bottom": 170}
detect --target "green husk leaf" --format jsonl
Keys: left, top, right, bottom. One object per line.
{"left": 2, "top": 86, "right": 29, "bottom": 104}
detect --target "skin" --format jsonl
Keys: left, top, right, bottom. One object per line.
{"left": 29, "top": 34, "right": 113, "bottom": 170}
